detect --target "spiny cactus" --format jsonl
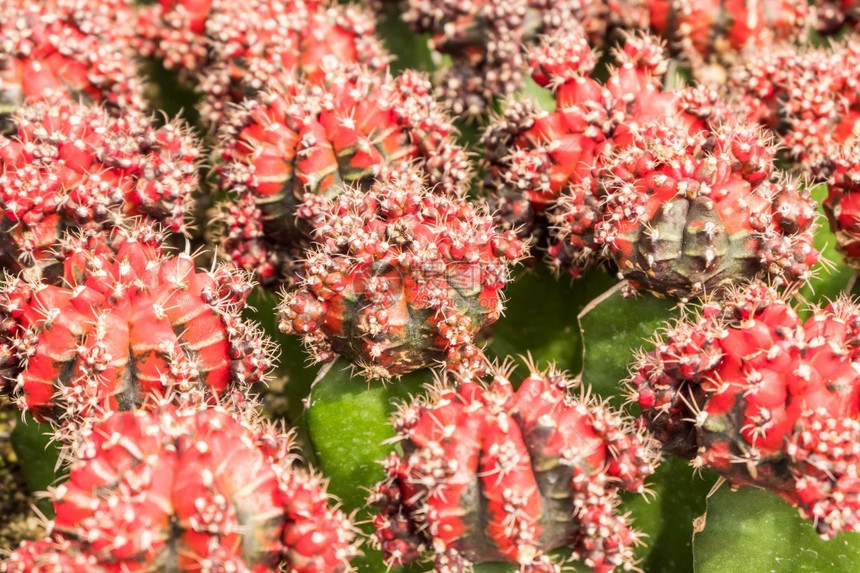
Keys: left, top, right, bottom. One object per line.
{"left": 2, "top": 400, "right": 358, "bottom": 571}
{"left": 370, "top": 359, "right": 660, "bottom": 572}
{"left": 402, "top": 0, "right": 609, "bottom": 117}
{"left": 278, "top": 167, "right": 526, "bottom": 379}
{"left": 592, "top": 122, "right": 818, "bottom": 300}
{"left": 726, "top": 41, "right": 860, "bottom": 173}
{"left": 0, "top": 0, "right": 144, "bottom": 122}
{"left": 0, "top": 100, "right": 199, "bottom": 273}
{"left": 482, "top": 29, "right": 728, "bottom": 277}
{"left": 635, "top": 0, "right": 809, "bottom": 78}
{"left": 138, "top": 0, "right": 389, "bottom": 126}
{"left": 632, "top": 282, "right": 860, "bottom": 537}
{"left": 216, "top": 65, "right": 470, "bottom": 284}
{"left": 0, "top": 224, "right": 274, "bottom": 428}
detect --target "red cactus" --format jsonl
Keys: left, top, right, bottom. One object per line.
{"left": 482, "top": 29, "right": 728, "bottom": 278}
{"left": 592, "top": 122, "right": 819, "bottom": 300}
{"left": 822, "top": 143, "right": 860, "bottom": 269}
{"left": 0, "top": 100, "right": 199, "bottom": 273}
{"left": 216, "top": 65, "right": 470, "bottom": 284}
{"left": 277, "top": 168, "right": 526, "bottom": 379}
{"left": 0, "top": 401, "right": 357, "bottom": 571}
{"left": 641, "top": 0, "right": 809, "bottom": 70}
{"left": 727, "top": 41, "right": 860, "bottom": 173}
{"left": 1, "top": 539, "right": 96, "bottom": 573}
{"left": 632, "top": 282, "right": 860, "bottom": 537}
{"left": 0, "top": 0, "right": 144, "bottom": 119}
{"left": 403, "top": 0, "right": 608, "bottom": 117}
{"left": 0, "top": 224, "right": 273, "bottom": 427}
{"left": 370, "top": 360, "right": 660, "bottom": 572}
{"left": 138, "top": 0, "right": 389, "bottom": 126}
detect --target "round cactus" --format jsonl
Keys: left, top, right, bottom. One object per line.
{"left": 593, "top": 122, "right": 819, "bottom": 300}
{"left": 402, "top": 0, "right": 608, "bottom": 117}
{"left": 0, "top": 224, "right": 273, "bottom": 427}
{"left": 632, "top": 282, "right": 860, "bottom": 537}
{"left": 0, "top": 0, "right": 144, "bottom": 122}
{"left": 277, "top": 167, "right": 526, "bottom": 379}
{"left": 369, "top": 359, "right": 660, "bottom": 572}
{"left": 482, "top": 29, "right": 728, "bottom": 277}
{"left": 138, "top": 0, "right": 389, "bottom": 126}
{"left": 216, "top": 65, "right": 470, "bottom": 284}
{"left": 0, "top": 100, "right": 199, "bottom": 274}
{"left": 822, "top": 143, "right": 860, "bottom": 269}
{"left": 1, "top": 401, "right": 358, "bottom": 572}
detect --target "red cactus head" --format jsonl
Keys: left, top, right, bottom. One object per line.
{"left": 216, "top": 65, "right": 470, "bottom": 284}
{"left": 0, "top": 100, "right": 199, "bottom": 274}
{"left": 0, "top": 224, "right": 274, "bottom": 427}
{"left": 0, "top": 0, "right": 143, "bottom": 119}
{"left": 632, "top": 282, "right": 860, "bottom": 537}
{"left": 2, "top": 401, "right": 358, "bottom": 571}
{"left": 278, "top": 167, "right": 526, "bottom": 379}
{"left": 370, "top": 359, "right": 660, "bottom": 572}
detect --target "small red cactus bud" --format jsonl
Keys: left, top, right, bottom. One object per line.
{"left": 216, "top": 66, "right": 471, "bottom": 284}
{"left": 370, "top": 359, "right": 660, "bottom": 572}
{"left": 277, "top": 168, "right": 526, "bottom": 379}
{"left": 632, "top": 282, "right": 860, "bottom": 537}
{"left": 0, "top": 0, "right": 144, "bottom": 119}
{"left": 404, "top": 0, "right": 608, "bottom": 116}
{"left": 594, "top": 122, "right": 818, "bottom": 300}
{"left": 0, "top": 100, "right": 199, "bottom": 273}
{"left": 9, "top": 402, "right": 358, "bottom": 571}
{"left": 0, "top": 224, "right": 274, "bottom": 427}
{"left": 822, "top": 143, "right": 860, "bottom": 268}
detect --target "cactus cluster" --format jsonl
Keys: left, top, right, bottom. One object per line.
{"left": 4, "top": 1, "right": 860, "bottom": 572}
{"left": 3, "top": 400, "right": 358, "bottom": 571}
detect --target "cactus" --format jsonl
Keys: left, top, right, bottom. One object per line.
{"left": 369, "top": 359, "right": 660, "bottom": 572}
{"left": 0, "top": 224, "right": 273, "bottom": 428}
{"left": 0, "top": 100, "right": 199, "bottom": 273}
{"left": 215, "top": 65, "right": 469, "bottom": 284}
{"left": 278, "top": 167, "right": 526, "bottom": 378}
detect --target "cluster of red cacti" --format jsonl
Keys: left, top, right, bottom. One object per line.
{"left": 6, "top": 0, "right": 860, "bottom": 571}
{"left": 371, "top": 360, "right": 659, "bottom": 572}
{"left": 632, "top": 282, "right": 860, "bottom": 537}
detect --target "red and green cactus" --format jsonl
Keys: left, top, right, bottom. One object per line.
{"left": 278, "top": 167, "right": 526, "bottom": 378}
{"left": 215, "top": 65, "right": 470, "bottom": 284}
{"left": 0, "top": 224, "right": 273, "bottom": 427}
{"left": 3, "top": 401, "right": 357, "bottom": 571}
{"left": 370, "top": 359, "right": 660, "bottom": 572}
